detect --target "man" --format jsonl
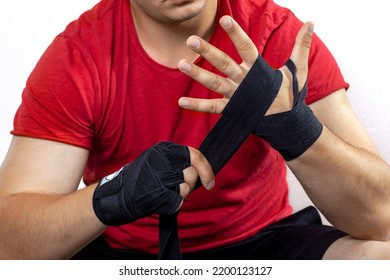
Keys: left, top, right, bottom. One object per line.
{"left": 0, "top": 0, "right": 390, "bottom": 259}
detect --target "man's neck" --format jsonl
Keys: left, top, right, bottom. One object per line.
{"left": 131, "top": 1, "right": 218, "bottom": 68}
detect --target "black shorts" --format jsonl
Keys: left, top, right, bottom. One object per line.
{"left": 73, "top": 206, "right": 347, "bottom": 260}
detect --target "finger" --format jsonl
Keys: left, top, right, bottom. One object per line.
{"left": 289, "top": 22, "right": 314, "bottom": 89}
{"left": 188, "top": 147, "right": 215, "bottom": 190}
{"left": 178, "top": 59, "right": 237, "bottom": 97}
{"left": 185, "top": 36, "right": 244, "bottom": 83}
{"left": 182, "top": 166, "right": 198, "bottom": 190}
{"left": 219, "top": 16, "right": 258, "bottom": 66}
{"left": 178, "top": 96, "right": 228, "bottom": 114}
{"left": 178, "top": 180, "right": 192, "bottom": 198}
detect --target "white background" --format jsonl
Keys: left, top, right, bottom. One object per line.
{"left": 1, "top": 0, "right": 390, "bottom": 216}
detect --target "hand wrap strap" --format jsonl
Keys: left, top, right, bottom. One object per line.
{"left": 197, "top": 56, "right": 282, "bottom": 176}
{"left": 93, "top": 142, "right": 190, "bottom": 225}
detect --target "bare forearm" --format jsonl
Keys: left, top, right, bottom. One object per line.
{"left": 288, "top": 126, "right": 390, "bottom": 240}
{"left": 0, "top": 184, "right": 106, "bottom": 259}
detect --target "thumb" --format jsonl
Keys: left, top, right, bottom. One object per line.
{"left": 289, "top": 21, "right": 314, "bottom": 89}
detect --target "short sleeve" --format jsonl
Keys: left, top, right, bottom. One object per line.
{"left": 12, "top": 34, "right": 97, "bottom": 150}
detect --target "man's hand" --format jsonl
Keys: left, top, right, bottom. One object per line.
{"left": 92, "top": 142, "right": 214, "bottom": 226}
{"left": 177, "top": 15, "right": 314, "bottom": 116}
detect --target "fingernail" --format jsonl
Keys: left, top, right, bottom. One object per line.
{"left": 178, "top": 98, "right": 190, "bottom": 108}
{"left": 221, "top": 17, "right": 233, "bottom": 29}
{"left": 307, "top": 24, "right": 314, "bottom": 35}
{"left": 179, "top": 61, "right": 191, "bottom": 72}
{"left": 206, "top": 180, "right": 215, "bottom": 190}
{"left": 188, "top": 37, "right": 200, "bottom": 49}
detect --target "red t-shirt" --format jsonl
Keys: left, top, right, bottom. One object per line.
{"left": 12, "top": 0, "right": 348, "bottom": 254}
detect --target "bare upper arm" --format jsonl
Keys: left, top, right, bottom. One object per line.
{"left": 310, "top": 89, "right": 381, "bottom": 157}
{"left": 0, "top": 136, "right": 89, "bottom": 196}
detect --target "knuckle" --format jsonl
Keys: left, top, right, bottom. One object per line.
{"left": 189, "top": 147, "right": 201, "bottom": 164}
{"left": 209, "top": 102, "right": 219, "bottom": 114}
{"left": 209, "top": 75, "right": 223, "bottom": 91}
{"left": 183, "top": 167, "right": 198, "bottom": 187}
{"left": 201, "top": 43, "right": 210, "bottom": 57}
{"left": 179, "top": 183, "right": 191, "bottom": 198}
{"left": 302, "top": 35, "right": 312, "bottom": 49}
{"left": 218, "top": 54, "right": 232, "bottom": 71}
{"left": 238, "top": 38, "right": 254, "bottom": 54}
{"left": 192, "top": 101, "right": 199, "bottom": 111}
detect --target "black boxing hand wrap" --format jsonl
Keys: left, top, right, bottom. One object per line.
{"left": 253, "top": 59, "right": 323, "bottom": 161}
{"left": 92, "top": 142, "right": 190, "bottom": 226}
{"left": 194, "top": 57, "right": 322, "bottom": 190}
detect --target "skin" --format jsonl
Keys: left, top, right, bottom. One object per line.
{"left": 0, "top": 0, "right": 390, "bottom": 259}
{"left": 130, "top": 0, "right": 218, "bottom": 67}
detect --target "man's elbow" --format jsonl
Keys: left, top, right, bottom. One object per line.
{"left": 347, "top": 211, "right": 390, "bottom": 241}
